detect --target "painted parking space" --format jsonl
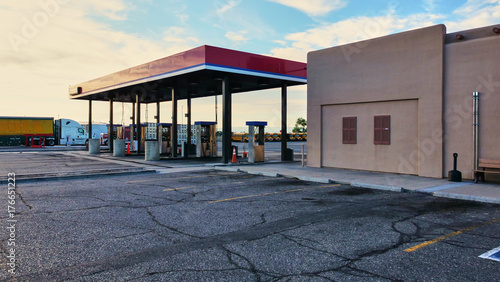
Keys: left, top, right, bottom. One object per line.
{"left": 405, "top": 217, "right": 500, "bottom": 253}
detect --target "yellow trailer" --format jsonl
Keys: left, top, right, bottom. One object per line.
{"left": 0, "top": 117, "right": 53, "bottom": 136}
{"left": 0, "top": 117, "right": 54, "bottom": 146}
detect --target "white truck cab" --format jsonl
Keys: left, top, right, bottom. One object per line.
{"left": 55, "top": 119, "right": 88, "bottom": 146}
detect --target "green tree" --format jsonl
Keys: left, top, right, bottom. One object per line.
{"left": 292, "top": 117, "right": 307, "bottom": 133}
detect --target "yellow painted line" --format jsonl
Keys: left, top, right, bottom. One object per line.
{"left": 405, "top": 217, "right": 500, "bottom": 253}
{"left": 162, "top": 187, "right": 195, "bottom": 192}
{"left": 125, "top": 173, "right": 240, "bottom": 183}
{"left": 210, "top": 184, "right": 340, "bottom": 204}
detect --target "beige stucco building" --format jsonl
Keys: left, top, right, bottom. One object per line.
{"left": 307, "top": 24, "right": 500, "bottom": 179}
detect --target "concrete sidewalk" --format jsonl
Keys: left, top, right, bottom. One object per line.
{"left": 214, "top": 162, "right": 500, "bottom": 204}
{"left": 3, "top": 149, "right": 498, "bottom": 204}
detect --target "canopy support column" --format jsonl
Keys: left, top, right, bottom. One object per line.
{"left": 222, "top": 75, "right": 232, "bottom": 163}
{"left": 109, "top": 94, "right": 114, "bottom": 152}
{"left": 88, "top": 98, "right": 92, "bottom": 140}
{"left": 171, "top": 88, "right": 178, "bottom": 158}
{"left": 281, "top": 82, "right": 287, "bottom": 161}
{"left": 186, "top": 92, "right": 192, "bottom": 158}
{"left": 131, "top": 101, "right": 135, "bottom": 147}
{"left": 156, "top": 99, "right": 160, "bottom": 140}
{"left": 136, "top": 94, "right": 141, "bottom": 153}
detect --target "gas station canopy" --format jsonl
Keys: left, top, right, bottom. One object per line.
{"left": 69, "top": 45, "right": 307, "bottom": 163}
{"left": 69, "top": 45, "right": 307, "bottom": 102}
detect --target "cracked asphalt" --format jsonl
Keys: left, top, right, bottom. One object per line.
{"left": 0, "top": 158, "right": 499, "bottom": 280}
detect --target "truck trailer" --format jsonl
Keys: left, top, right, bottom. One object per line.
{"left": 0, "top": 117, "right": 88, "bottom": 146}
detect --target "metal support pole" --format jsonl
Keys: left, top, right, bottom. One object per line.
{"left": 109, "top": 94, "right": 114, "bottom": 152}
{"left": 131, "top": 101, "right": 135, "bottom": 147}
{"left": 171, "top": 88, "right": 178, "bottom": 158}
{"left": 281, "top": 82, "right": 287, "bottom": 161}
{"left": 473, "top": 92, "right": 479, "bottom": 170}
{"left": 88, "top": 98, "right": 92, "bottom": 140}
{"left": 301, "top": 144, "right": 305, "bottom": 167}
{"left": 156, "top": 99, "right": 160, "bottom": 139}
{"left": 222, "top": 75, "right": 232, "bottom": 163}
{"left": 186, "top": 93, "right": 192, "bottom": 158}
{"left": 136, "top": 94, "right": 141, "bottom": 153}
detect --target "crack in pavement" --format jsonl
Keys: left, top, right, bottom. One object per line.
{"left": 124, "top": 267, "right": 243, "bottom": 281}
{"left": 15, "top": 189, "right": 32, "bottom": 210}
{"left": 221, "top": 245, "right": 265, "bottom": 281}
{"left": 145, "top": 207, "right": 203, "bottom": 240}
{"left": 13, "top": 200, "right": 385, "bottom": 281}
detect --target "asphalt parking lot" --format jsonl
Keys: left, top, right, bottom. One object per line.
{"left": 1, "top": 165, "right": 499, "bottom": 281}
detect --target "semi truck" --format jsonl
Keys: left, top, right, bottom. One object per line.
{"left": 0, "top": 117, "right": 88, "bottom": 146}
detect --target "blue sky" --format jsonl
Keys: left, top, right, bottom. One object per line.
{"left": 1, "top": 0, "right": 500, "bottom": 131}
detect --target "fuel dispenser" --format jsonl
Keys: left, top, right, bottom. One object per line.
{"left": 246, "top": 121, "right": 267, "bottom": 163}
{"left": 195, "top": 121, "right": 217, "bottom": 157}
{"left": 158, "top": 123, "right": 172, "bottom": 155}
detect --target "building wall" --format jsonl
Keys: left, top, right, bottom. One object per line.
{"left": 321, "top": 100, "right": 418, "bottom": 174}
{"left": 308, "top": 25, "right": 445, "bottom": 178}
{"left": 444, "top": 25, "right": 500, "bottom": 179}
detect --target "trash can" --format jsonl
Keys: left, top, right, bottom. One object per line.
{"left": 285, "top": 148, "right": 294, "bottom": 161}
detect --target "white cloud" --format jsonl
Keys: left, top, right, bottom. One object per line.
{"left": 423, "top": 0, "right": 436, "bottom": 12}
{"left": 270, "top": 12, "right": 444, "bottom": 61}
{"left": 274, "top": 40, "right": 287, "bottom": 45}
{"left": 214, "top": 0, "right": 243, "bottom": 21}
{"left": 0, "top": 1, "right": 200, "bottom": 123}
{"left": 83, "top": 0, "right": 130, "bottom": 20}
{"left": 225, "top": 30, "right": 248, "bottom": 41}
{"left": 446, "top": 0, "right": 500, "bottom": 31}
{"left": 270, "top": 0, "right": 500, "bottom": 62}
{"left": 163, "top": 26, "right": 200, "bottom": 45}
{"left": 267, "top": 0, "right": 346, "bottom": 17}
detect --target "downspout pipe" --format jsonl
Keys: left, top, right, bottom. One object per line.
{"left": 472, "top": 92, "right": 479, "bottom": 171}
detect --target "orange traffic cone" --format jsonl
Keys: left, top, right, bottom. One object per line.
{"left": 232, "top": 147, "right": 237, "bottom": 163}
{"left": 126, "top": 142, "right": 131, "bottom": 155}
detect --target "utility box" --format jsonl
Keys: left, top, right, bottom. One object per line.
{"left": 195, "top": 121, "right": 217, "bottom": 157}
{"left": 246, "top": 121, "right": 267, "bottom": 163}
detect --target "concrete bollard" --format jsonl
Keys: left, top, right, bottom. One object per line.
{"left": 113, "top": 140, "right": 125, "bottom": 157}
{"left": 89, "top": 139, "right": 100, "bottom": 155}
{"left": 145, "top": 141, "right": 160, "bottom": 161}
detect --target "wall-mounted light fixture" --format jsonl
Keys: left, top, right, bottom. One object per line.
{"left": 456, "top": 34, "right": 464, "bottom": 40}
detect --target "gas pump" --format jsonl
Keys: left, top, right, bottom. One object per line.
{"left": 158, "top": 123, "right": 171, "bottom": 155}
{"left": 246, "top": 121, "right": 267, "bottom": 163}
{"left": 195, "top": 121, "right": 217, "bottom": 157}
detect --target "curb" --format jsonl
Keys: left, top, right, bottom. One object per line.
{"left": 209, "top": 166, "right": 500, "bottom": 205}
{"left": 214, "top": 167, "right": 242, "bottom": 173}
{"left": 432, "top": 191, "right": 500, "bottom": 204}
{"left": 247, "top": 171, "right": 282, "bottom": 178}
{"left": 296, "top": 176, "right": 332, "bottom": 184}
{"left": 0, "top": 169, "right": 157, "bottom": 184}
{"left": 351, "top": 182, "right": 403, "bottom": 192}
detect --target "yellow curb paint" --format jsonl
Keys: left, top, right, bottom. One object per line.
{"left": 405, "top": 217, "right": 500, "bottom": 253}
